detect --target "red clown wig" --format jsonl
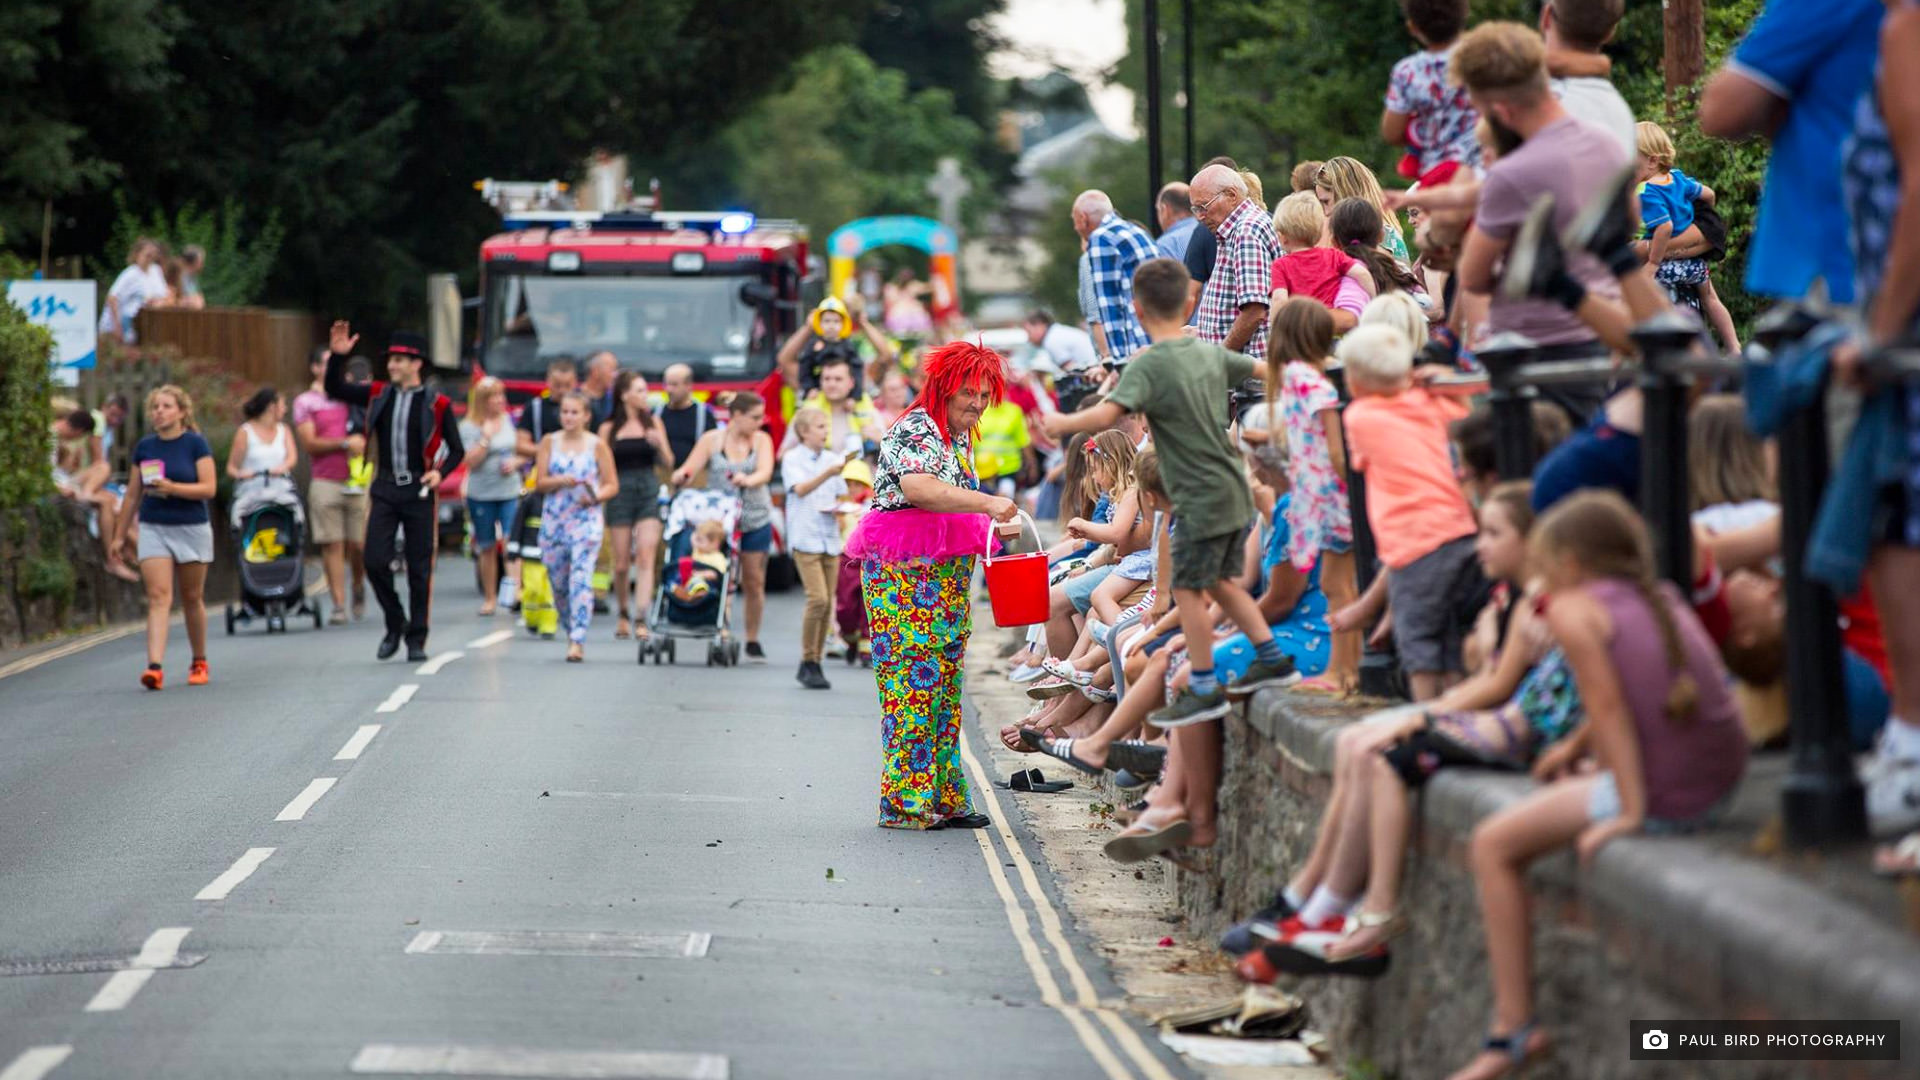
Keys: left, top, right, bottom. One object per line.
{"left": 904, "top": 340, "right": 1008, "bottom": 443}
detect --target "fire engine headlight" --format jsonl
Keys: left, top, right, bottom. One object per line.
{"left": 547, "top": 251, "right": 582, "bottom": 273}
{"left": 670, "top": 252, "right": 706, "bottom": 274}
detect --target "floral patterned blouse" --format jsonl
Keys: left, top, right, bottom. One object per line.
{"left": 1386, "top": 47, "right": 1483, "bottom": 176}
{"left": 1279, "top": 361, "right": 1352, "bottom": 570}
{"left": 871, "top": 407, "right": 975, "bottom": 513}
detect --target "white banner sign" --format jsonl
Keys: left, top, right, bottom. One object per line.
{"left": 7, "top": 280, "right": 98, "bottom": 386}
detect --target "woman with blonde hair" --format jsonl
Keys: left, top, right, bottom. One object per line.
{"left": 113, "top": 386, "right": 218, "bottom": 689}
{"left": 1313, "top": 157, "right": 1410, "bottom": 263}
{"left": 460, "top": 376, "right": 524, "bottom": 616}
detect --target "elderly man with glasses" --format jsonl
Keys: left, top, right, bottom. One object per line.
{"left": 1189, "top": 163, "right": 1278, "bottom": 358}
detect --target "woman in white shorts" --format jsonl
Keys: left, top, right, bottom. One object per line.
{"left": 113, "top": 385, "right": 218, "bottom": 690}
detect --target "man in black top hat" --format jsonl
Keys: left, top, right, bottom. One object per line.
{"left": 324, "top": 320, "right": 464, "bottom": 661}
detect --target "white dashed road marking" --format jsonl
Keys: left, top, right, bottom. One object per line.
{"left": 0, "top": 1046, "right": 73, "bottom": 1080}
{"left": 275, "top": 778, "right": 337, "bottom": 821}
{"left": 376, "top": 684, "right": 419, "bottom": 713}
{"left": 466, "top": 630, "right": 513, "bottom": 649}
{"left": 83, "top": 928, "right": 190, "bottom": 1012}
{"left": 195, "top": 847, "right": 275, "bottom": 901}
{"left": 415, "top": 651, "right": 463, "bottom": 676}
{"left": 334, "top": 724, "right": 382, "bottom": 761}
{"left": 403, "top": 930, "right": 711, "bottom": 959}
{"left": 348, "top": 1045, "right": 729, "bottom": 1079}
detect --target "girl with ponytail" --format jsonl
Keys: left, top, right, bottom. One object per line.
{"left": 1446, "top": 490, "right": 1746, "bottom": 1079}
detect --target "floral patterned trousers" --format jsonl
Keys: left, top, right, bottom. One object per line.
{"left": 863, "top": 555, "right": 974, "bottom": 829}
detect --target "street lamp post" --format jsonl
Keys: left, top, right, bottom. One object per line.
{"left": 1143, "top": 0, "right": 1164, "bottom": 230}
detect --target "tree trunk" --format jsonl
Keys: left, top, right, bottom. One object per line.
{"left": 1663, "top": 0, "right": 1705, "bottom": 117}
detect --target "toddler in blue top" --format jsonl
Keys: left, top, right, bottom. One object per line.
{"left": 1634, "top": 120, "right": 1742, "bottom": 354}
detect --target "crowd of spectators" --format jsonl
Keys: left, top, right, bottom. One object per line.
{"left": 974, "top": 1, "right": 1920, "bottom": 1075}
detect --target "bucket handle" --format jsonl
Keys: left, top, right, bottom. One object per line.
{"left": 986, "top": 510, "right": 1040, "bottom": 560}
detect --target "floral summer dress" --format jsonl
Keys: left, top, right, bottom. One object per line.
{"left": 1279, "top": 361, "right": 1352, "bottom": 571}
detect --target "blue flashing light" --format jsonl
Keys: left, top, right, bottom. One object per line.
{"left": 717, "top": 213, "right": 756, "bottom": 235}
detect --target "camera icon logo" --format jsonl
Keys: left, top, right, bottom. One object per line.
{"left": 1642, "top": 1029, "right": 1670, "bottom": 1051}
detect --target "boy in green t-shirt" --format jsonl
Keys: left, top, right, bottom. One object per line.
{"left": 1043, "top": 257, "right": 1300, "bottom": 726}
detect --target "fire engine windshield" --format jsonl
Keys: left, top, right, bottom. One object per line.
{"left": 483, "top": 274, "right": 771, "bottom": 382}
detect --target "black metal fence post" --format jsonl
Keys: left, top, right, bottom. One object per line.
{"left": 1476, "top": 332, "right": 1542, "bottom": 481}
{"left": 1750, "top": 304, "right": 1866, "bottom": 847}
{"left": 1632, "top": 312, "right": 1701, "bottom": 591}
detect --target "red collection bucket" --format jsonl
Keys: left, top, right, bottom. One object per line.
{"left": 983, "top": 512, "right": 1049, "bottom": 628}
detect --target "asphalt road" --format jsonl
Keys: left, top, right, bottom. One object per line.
{"left": 0, "top": 560, "right": 1188, "bottom": 1080}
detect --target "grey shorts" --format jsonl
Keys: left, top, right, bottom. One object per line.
{"left": 138, "top": 521, "right": 215, "bottom": 564}
{"left": 1384, "top": 534, "right": 1483, "bottom": 675}
{"left": 604, "top": 468, "right": 662, "bottom": 527}
{"left": 1170, "top": 525, "right": 1248, "bottom": 592}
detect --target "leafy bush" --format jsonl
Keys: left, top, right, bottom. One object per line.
{"left": 0, "top": 287, "right": 55, "bottom": 512}
{"left": 93, "top": 195, "right": 285, "bottom": 306}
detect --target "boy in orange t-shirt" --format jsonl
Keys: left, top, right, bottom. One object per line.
{"left": 1337, "top": 324, "right": 1486, "bottom": 700}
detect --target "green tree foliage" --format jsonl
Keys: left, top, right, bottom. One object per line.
{"left": 861, "top": 0, "right": 1008, "bottom": 131}
{"left": 0, "top": 288, "right": 55, "bottom": 512}
{"left": 96, "top": 197, "right": 285, "bottom": 307}
{"left": 13, "top": 1, "right": 868, "bottom": 325}
{"left": 720, "top": 46, "right": 990, "bottom": 246}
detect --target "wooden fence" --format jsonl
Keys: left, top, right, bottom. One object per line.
{"left": 135, "top": 307, "right": 321, "bottom": 391}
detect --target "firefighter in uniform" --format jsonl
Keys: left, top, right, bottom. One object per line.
{"left": 324, "top": 320, "right": 465, "bottom": 661}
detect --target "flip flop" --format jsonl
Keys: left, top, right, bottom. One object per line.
{"left": 1040, "top": 738, "right": 1103, "bottom": 776}
{"left": 1874, "top": 832, "right": 1920, "bottom": 877}
{"left": 1103, "top": 819, "right": 1192, "bottom": 864}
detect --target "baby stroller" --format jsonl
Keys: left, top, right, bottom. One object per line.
{"left": 640, "top": 488, "right": 741, "bottom": 667}
{"left": 225, "top": 477, "right": 323, "bottom": 634}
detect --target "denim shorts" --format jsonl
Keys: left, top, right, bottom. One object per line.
{"left": 739, "top": 523, "right": 773, "bottom": 554}
{"left": 1586, "top": 771, "right": 1725, "bottom": 835}
{"left": 1062, "top": 563, "right": 1115, "bottom": 614}
{"left": 467, "top": 497, "right": 518, "bottom": 547}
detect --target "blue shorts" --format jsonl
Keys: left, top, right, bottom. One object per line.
{"left": 467, "top": 497, "right": 518, "bottom": 547}
{"left": 739, "top": 523, "right": 773, "bottom": 554}
{"left": 1062, "top": 563, "right": 1115, "bottom": 615}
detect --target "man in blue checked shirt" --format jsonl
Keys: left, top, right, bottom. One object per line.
{"left": 1073, "top": 190, "right": 1157, "bottom": 363}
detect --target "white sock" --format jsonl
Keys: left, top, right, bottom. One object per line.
{"left": 1282, "top": 884, "right": 1308, "bottom": 911}
{"left": 1297, "top": 886, "right": 1352, "bottom": 928}
{"left": 1883, "top": 717, "right": 1920, "bottom": 760}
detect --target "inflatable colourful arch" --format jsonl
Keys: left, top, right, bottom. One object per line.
{"left": 826, "top": 216, "right": 959, "bottom": 323}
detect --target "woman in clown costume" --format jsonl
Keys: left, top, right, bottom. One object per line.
{"left": 844, "top": 341, "right": 1021, "bottom": 830}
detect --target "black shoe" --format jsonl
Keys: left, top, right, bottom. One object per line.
{"left": 932, "top": 812, "right": 991, "bottom": 830}
{"left": 376, "top": 634, "right": 401, "bottom": 660}
{"left": 745, "top": 641, "right": 767, "bottom": 664}
{"left": 1498, "top": 193, "right": 1587, "bottom": 312}
{"left": 1219, "top": 890, "right": 1300, "bottom": 957}
{"left": 1564, "top": 164, "right": 1643, "bottom": 278}
{"left": 407, "top": 642, "right": 429, "bottom": 663}
{"left": 798, "top": 661, "right": 831, "bottom": 690}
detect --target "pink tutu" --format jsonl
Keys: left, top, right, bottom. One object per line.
{"left": 845, "top": 507, "right": 990, "bottom": 564}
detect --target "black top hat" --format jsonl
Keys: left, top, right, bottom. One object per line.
{"left": 387, "top": 330, "right": 428, "bottom": 360}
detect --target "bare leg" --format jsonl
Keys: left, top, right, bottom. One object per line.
{"left": 607, "top": 521, "right": 633, "bottom": 621}
{"left": 1698, "top": 277, "right": 1741, "bottom": 355}
{"left": 1322, "top": 550, "right": 1360, "bottom": 691}
{"left": 1447, "top": 779, "right": 1594, "bottom": 1080}
{"left": 1408, "top": 671, "right": 1443, "bottom": 702}
{"left": 742, "top": 550, "right": 767, "bottom": 642}
{"left": 477, "top": 544, "right": 501, "bottom": 611}
{"left": 140, "top": 557, "right": 175, "bottom": 666}
{"left": 633, "top": 519, "right": 663, "bottom": 630}
{"left": 321, "top": 540, "right": 347, "bottom": 611}
{"left": 1204, "top": 578, "right": 1273, "bottom": 646}
{"left": 1045, "top": 585, "right": 1079, "bottom": 658}
{"left": 1173, "top": 720, "right": 1223, "bottom": 847}
{"left": 177, "top": 561, "right": 209, "bottom": 659}
{"left": 1870, "top": 547, "right": 1920, "bottom": 726}
{"left": 347, "top": 540, "right": 366, "bottom": 611}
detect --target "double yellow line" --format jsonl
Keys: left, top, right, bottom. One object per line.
{"left": 956, "top": 728, "right": 1180, "bottom": 1080}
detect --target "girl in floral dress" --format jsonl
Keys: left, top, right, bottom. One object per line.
{"left": 1268, "top": 298, "right": 1359, "bottom": 692}
{"left": 534, "top": 391, "right": 619, "bottom": 662}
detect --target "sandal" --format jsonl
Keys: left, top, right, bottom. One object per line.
{"left": 1445, "top": 1021, "right": 1549, "bottom": 1080}
{"left": 1324, "top": 908, "right": 1406, "bottom": 962}
{"left": 1105, "top": 740, "right": 1167, "bottom": 777}
{"left": 615, "top": 615, "right": 632, "bottom": 640}
{"left": 1103, "top": 819, "right": 1192, "bottom": 864}
{"left": 1041, "top": 656, "right": 1094, "bottom": 686}
{"left": 1039, "top": 738, "right": 1103, "bottom": 776}
{"left": 1874, "top": 831, "right": 1920, "bottom": 877}
{"left": 566, "top": 643, "right": 585, "bottom": 663}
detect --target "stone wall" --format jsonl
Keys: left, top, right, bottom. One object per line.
{"left": 1171, "top": 690, "right": 1920, "bottom": 1080}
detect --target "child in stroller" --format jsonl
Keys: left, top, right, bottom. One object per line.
{"left": 641, "top": 488, "right": 741, "bottom": 666}
{"left": 226, "top": 476, "right": 323, "bottom": 633}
